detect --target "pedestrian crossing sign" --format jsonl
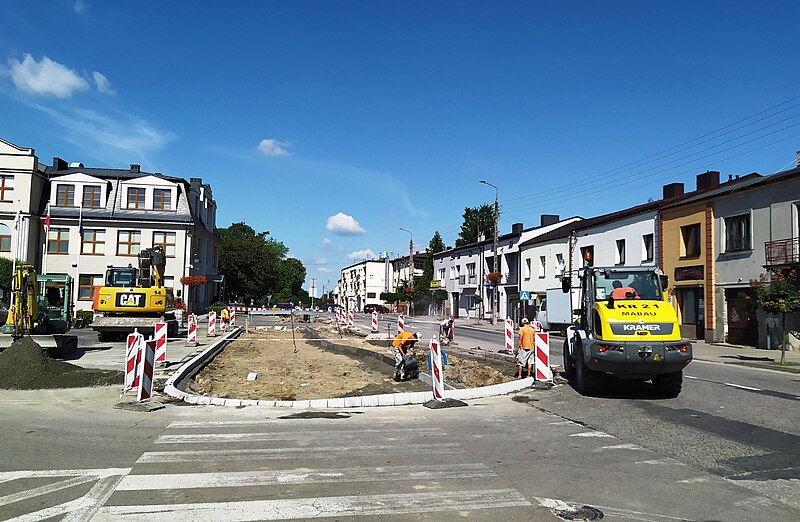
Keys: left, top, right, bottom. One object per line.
{"left": 519, "top": 290, "right": 531, "bottom": 301}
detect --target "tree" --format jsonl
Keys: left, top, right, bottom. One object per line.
{"left": 456, "top": 204, "right": 494, "bottom": 247}
{"left": 218, "top": 221, "right": 299, "bottom": 305}
{"left": 751, "top": 268, "right": 800, "bottom": 364}
{"left": 0, "top": 257, "right": 13, "bottom": 295}
{"left": 276, "top": 257, "right": 307, "bottom": 305}
{"left": 414, "top": 231, "right": 448, "bottom": 310}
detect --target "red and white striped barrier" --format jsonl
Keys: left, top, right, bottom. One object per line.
{"left": 505, "top": 318, "right": 514, "bottom": 353}
{"left": 230, "top": 308, "right": 236, "bottom": 326}
{"left": 533, "top": 320, "right": 542, "bottom": 332}
{"left": 187, "top": 314, "right": 197, "bottom": 345}
{"left": 429, "top": 337, "right": 445, "bottom": 400}
{"left": 208, "top": 311, "right": 217, "bottom": 336}
{"left": 397, "top": 314, "right": 405, "bottom": 334}
{"left": 125, "top": 330, "right": 144, "bottom": 390}
{"left": 137, "top": 339, "right": 156, "bottom": 401}
{"left": 347, "top": 310, "right": 354, "bottom": 328}
{"left": 154, "top": 322, "right": 167, "bottom": 363}
{"left": 371, "top": 311, "right": 378, "bottom": 332}
{"left": 535, "top": 332, "right": 551, "bottom": 382}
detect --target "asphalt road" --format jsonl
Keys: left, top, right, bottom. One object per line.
{"left": 0, "top": 314, "right": 797, "bottom": 520}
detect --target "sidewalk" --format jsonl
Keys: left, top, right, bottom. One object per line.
{"left": 422, "top": 314, "right": 800, "bottom": 374}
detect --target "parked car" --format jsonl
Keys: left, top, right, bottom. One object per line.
{"left": 364, "top": 304, "right": 390, "bottom": 314}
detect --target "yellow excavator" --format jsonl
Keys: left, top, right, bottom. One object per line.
{"left": 1, "top": 264, "right": 77, "bottom": 356}
{"left": 91, "top": 246, "right": 178, "bottom": 341}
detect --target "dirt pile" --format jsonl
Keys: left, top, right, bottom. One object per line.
{"left": 445, "top": 355, "right": 513, "bottom": 387}
{"left": 0, "top": 337, "right": 123, "bottom": 390}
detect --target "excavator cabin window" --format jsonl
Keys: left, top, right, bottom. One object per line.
{"left": 105, "top": 268, "right": 138, "bottom": 287}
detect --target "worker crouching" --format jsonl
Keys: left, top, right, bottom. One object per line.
{"left": 392, "top": 331, "right": 421, "bottom": 381}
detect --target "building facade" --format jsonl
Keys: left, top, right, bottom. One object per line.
{"left": 0, "top": 137, "right": 221, "bottom": 314}
{"left": 338, "top": 260, "right": 386, "bottom": 313}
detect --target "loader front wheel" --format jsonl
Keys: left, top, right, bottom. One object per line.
{"left": 574, "top": 348, "right": 597, "bottom": 396}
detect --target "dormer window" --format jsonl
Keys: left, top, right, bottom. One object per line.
{"left": 153, "top": 189, "right": 171, "bottom": 210}
{"left": 127, "top": 187, "right": 145, "bottom": 209}
{"left": 56, "top": 184, "right": 75, "bottom": 207}
{"left": 82, "top": 185, "right": 102, "bottom": 208}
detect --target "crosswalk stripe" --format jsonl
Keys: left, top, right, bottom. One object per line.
{"left": 156, "top": 427, "right": 445, "bottom": 444}
{"left": 166, "top": 418, "right": 430, "bottom": 429}
{"left": 0, "top": 476, "right": 96, "bottom": 507}
{"left": 137, "top": 443, "right": 463, "bottom": 463}
{"left": 94, "top": 489, "right": 531, "bottom": 520}
{"left": 116, "top": 463, "right": 495, "bottom": 490}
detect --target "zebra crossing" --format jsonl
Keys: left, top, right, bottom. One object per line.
{"left": 0, "top": 416, "right": 531, "bottom": 520}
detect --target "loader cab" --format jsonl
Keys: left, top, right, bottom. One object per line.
{"left": 105, "top": 267, "right": 138, "bottom": 288}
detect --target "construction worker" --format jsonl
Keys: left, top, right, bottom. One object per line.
{"left": 392, "top": 331, "right": 421, "bottom": 381}
{"left": 220, "top": 307, "right": 230, "bottom": 328}
{"left": 611, "top": 280, "right": 639, "bottom": 300}
{"left": 516, "top": 317, "right": 536, "bottom": 379}
{"left": 439, "top": 315, "right": 455, "bottom": 345}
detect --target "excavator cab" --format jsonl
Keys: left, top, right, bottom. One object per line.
{"left": 104, "top": 267, "right": 138, "bottom": 288}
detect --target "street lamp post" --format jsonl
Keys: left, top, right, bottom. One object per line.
{"left": 479, "top": 180, "right": 499, "bottom": 325}
{"left": 399, "top": 227, "right": 414, "bottom": 317}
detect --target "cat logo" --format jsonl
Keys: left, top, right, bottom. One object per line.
{"left": 117, "top": 293, "right": 145, "bottom": 307}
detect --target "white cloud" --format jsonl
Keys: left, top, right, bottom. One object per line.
{"left": 326, "top": 212, "right": 365, "bottom": 236}
{"left": 311, "top": 256, "right": 328, "bottom": 265}
{"left": 347, "top": 249, "right": 376, "bottom": 260}
{"left": 318, "top": 267, "right": 333, "bottom": 273}
{"left": 321, "top": 237, "right": 332, "bottom": 250}
{"left": 92, "top": 71, "right": 115, "bottom": 95}
{"left": 257, "top": 138, "right": 291, "bottom": 156}
{"left": 8, "top": 54, "right": 89, "bottom": 98}
{"left": 73, "top": 0, "right": 88, "bottom": 13}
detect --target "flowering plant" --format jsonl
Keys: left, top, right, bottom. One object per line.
{"left": 180, "top": 275, "right": 207, "bottom": 286}
{"left": 486, "top": 271, "right": 502, "bottom": 284}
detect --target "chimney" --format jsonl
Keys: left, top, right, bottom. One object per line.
{"left": 696, "top": 170, "right": 720, "bottom": 191}
{"left": 130, "top": 164, "right": 140, "bottom": 173}
{"left": 511, "top": 223, "right": 523, "bottom": 234}
{"left": 663, "top": 182, "right": 684, "bottom": 199}
{"left": 52, "top": 157, "right": 67, "bottom": 171}
{"left": 540, "top": 214, "right": 560, "bottom": 227}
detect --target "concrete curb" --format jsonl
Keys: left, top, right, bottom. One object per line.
{"left": 162, "top": 327, "right": 536, "bottom": 408}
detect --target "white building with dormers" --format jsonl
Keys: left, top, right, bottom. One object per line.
{"left": 0, "top": 136, "right": 221, "bottom": 314}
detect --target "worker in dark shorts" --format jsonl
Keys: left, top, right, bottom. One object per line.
{"left": 516, "top": 318, "right": 535, "bottom": 378}
{"left": 392, "top": 331, "right": 421, "bottom": 381}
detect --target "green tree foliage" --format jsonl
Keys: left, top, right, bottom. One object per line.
{"left": 218, "top": 221, "right": 306, "bottom": 305}
{"left": 456, "top": 204, "right": 494, "bottom": 247}
{"left": 0, "top": 257, "right": 13, "bottom": 293}
{"left": 751, "top": 268, "right": 800, "bottom": 364}
{"left": 414, "top": 231, "right": 448, "bottom": 308}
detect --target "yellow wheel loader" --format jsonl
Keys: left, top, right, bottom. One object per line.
{"left": 560, "top": 266, "right": 692, "bottom": 397}
{"left": 91, "top": 246, "right": 179, "bottom": 341}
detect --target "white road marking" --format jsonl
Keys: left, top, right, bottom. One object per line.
{"left": 117, "top": 463, "right": 494, "bottom": 490}
{"left": 156, "top": 427, "right": 445, "bottom": 444}
{"left": 679, "top": 477, "right": 712, "bottom": 483}
{"left": 598, "top": 443, "right": 644, "bottom": 451}
{"left": 535, "top": 496, "right": 692, "bottom": 521}
{"left": 635, "top": 458, "right": 687, "bottom": 466}
{"left": 93, "top": 489, "right": 530, "bottom": 520}
{"left": 6, "top": 472, "right": 129, "bottom": 522}
{"left": 723, "top": 382, "right": 762, "bottom": 391}
{"left": 684, "top": 375, "right": 699, "bottom": 379}
{"left": 546, "top": 420, "right": 575, "bottom": 426}
{"left": 0, "top": 476, "right": 96, "bottom": 507}
{"left": 137, "top": 443, "right": 463, "bottom": 463}
{"left": 569, "top": 431, "right": 615, "bottom": 438}
{"left": 0, "top": 468, "right": 131, "bottom": 481}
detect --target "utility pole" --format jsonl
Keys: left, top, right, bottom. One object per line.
{"left": 480, "top": 180, "right": 499, "bottom": 324}
{"left": 399, "top": 228, "right": 414, "bottom": 317}
{"left": 310, "top": 278, "right": 316, "bottom": 308}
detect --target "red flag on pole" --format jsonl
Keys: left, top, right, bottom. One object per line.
{"left": 44, "top": 203, "right": 50, "bottom": 229}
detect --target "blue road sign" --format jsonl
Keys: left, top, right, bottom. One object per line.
{"left": 519, "top": 290, "right": 531, "bottom": 301}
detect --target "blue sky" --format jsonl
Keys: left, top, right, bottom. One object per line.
{"left": 1, "top": 1, "right": 799, "bottom": 294}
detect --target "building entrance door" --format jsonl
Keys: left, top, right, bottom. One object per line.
{"left": 725, "top": 288, "right": 758, "bottom": 346}
{"left": 677, "top": 287, "right": 704, "bottom": 340}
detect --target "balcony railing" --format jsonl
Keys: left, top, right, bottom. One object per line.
{"left": 766, "top": 237, "right": 800, "bottom": 266}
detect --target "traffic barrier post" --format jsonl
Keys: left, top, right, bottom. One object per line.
{"left": 186, "top": 314, "right": 198, "bottom": 346}
{"left": 535, "top": 332, "right": 552, "bottom": 382}
{"left": 154, "top": 322, "right": 167, "bottom": 364}
{"left": 230, "top": 308, "right": 236, "bottom": 326}
{"left": 429, "top": 337, "right": 445, "bottom": 401}
{"left": 371, "top": 311, "right": 378, "bottom": 332}
{"left": 124, "top": 330, "right": 144, "bottom": 391}
{"left": 505, "top": 318, "right": 514, "bottom": 354}
{"left": 208, "top": 310, "right": 217, "bottom": 337}
{"left": 137, "top": 339, "right": 156, "bottom": 401}
{"left": 347, "top": 310, "right": 354, "bottom": 328}
{"left": 397, "top": 314, "right": 405, "bottom": 334}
